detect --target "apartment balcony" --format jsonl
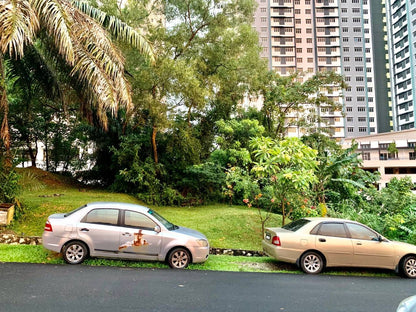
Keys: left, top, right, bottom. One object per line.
{"left": 316, "top": 37, "right": 340, "bottom": 47}
{"left": 271, "top": 28, "right": 295, "bottom": 37}
{"left": 271, "top": 18, "right": 294, "bottom": 27}
{"left": 271, "top": 38, "right": 295, "bottom": 47}
{"left": 272, "top": 66, "right": 297, "bottom": 75}
{"left": 315, "top": 8, "right": 339, "bottom": 17}
{"left": 270, "top": 0, "right": 293, "bottom": 7}
{"left": 396, "top": 94, "right": 414, "bottom": 107}
{"left": 315, "top": 0, "right": 339, "bottom": 8}
{"left": 395, "top": 72, "right": 412, "bottom": 84}
{"left": 317, "top": 66, "right": 342, "bottom": 74}
{"left": 271, "top": 59, "right": 296, "bottom": 67}
{"left": 272, "top": 48, "right": 296, "bottom": 57}
{"left": 270, "top": 8, "right": 293, "bottom": 17}
{"left": 392, "top": 31, "right": 409, "bottom": 46}
{"left": 315, "top": 18, "right": 339, "bottom": 27}
{"left": 316, "top": 28, "right": 340, "bottom": 37}
{"left": 316, "top": 48, "right": 341, "bottom": 57}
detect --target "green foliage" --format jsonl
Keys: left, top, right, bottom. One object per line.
{"left": 181, "top": 162, "right": 226, "bottom": 203}
{"left": 260, "top": 71, "right": 346, "bottom": 138}
{"left": 330, "top": 177, "right": 416, "bottom": 245}
{"left": 0, "top": 157, "right": 20, "bottom": 204}
{"left": 302, "top": 134, "right": 379, "bottom": 206}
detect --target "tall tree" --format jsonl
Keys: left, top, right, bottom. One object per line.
{"left": 120, "top": 0, "right": 267, "bottom": 164}
{"left": 260, "top": 71, "right": 346, "bottom": 139}
{"left": 0, "top": 0, "right": 154, "bottom": 165}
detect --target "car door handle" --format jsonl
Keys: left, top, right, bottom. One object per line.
{"left": 356, "top": 242, "right": 362, "bottom": 245}
{"left": 80, "top": 228, "right": 89, "bottom": 232}
{"left": 319, "top": 238, "right": 326, "bottom": 242}
{"left": 122, "top": 233, "right": 132, "bottom": 237}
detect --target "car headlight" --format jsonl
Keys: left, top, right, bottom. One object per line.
{"left": 196, "top": 239, "right": 209, "bottom": 247}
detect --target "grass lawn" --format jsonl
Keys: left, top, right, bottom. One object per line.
{"left": 8, "top": 168, "right": 282, "bottom": 251}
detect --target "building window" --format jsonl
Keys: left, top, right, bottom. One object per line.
{"left": 362, "top": 153, "right": 371, "bottom": 160}
{"left": 410, "top": 152, "right": 416, "bottom": 160}
{"left": 379, "top": 153, "right": 388, "bottom": 160}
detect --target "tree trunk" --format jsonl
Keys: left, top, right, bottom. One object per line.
{"left": 26, "top": 139, "right": 37, "bottom": 167}
{"left": 151, "top": 125, "right": 158, "bottom": 164}
{"left": 281, "top": 201, "right": 286, "bottom": 226}
{"left": 0, "top": 55, "right": 12, "bottom": 170}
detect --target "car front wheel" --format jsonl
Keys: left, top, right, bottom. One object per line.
{"left": 402, "top": 256, "right": 416, "bottom": 278}
{"left": 300, "top": 251, "right": 324, "bottom": 274}
{"left": 63, "top": 241, "right": 88, "bottom": 264}
{"left": 168, "top": 248, "right": 190, "bottom": 269}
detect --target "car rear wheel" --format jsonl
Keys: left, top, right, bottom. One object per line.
{"left": 168, "top": 248, "right": 190, "bottom": 269}
{"left": 300, "top": 251, "right": 324, "bottom": 274}
{"left": 63, "top": 241, "right": 88, "bottom": 264}
{"left": 402, "top": 256, "right": 416, "bottom": 278}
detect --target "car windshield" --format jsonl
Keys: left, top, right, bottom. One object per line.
{"left": 148, "top": 209, "right": 178, "bottom": 231}
{"left": 282, "top": 218, "right": 311, "bottom": 232}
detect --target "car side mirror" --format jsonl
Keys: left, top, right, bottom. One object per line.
{"left": 154, "top": 225, "right": 161, "bottom": 233}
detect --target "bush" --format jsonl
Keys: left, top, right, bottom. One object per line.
{"left": 0, "top": 157, "right": 20, "bottom": 203}
{"left": 329, "top": 177, "right": 416, "bottom": 245}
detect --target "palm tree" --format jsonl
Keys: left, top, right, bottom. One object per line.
{"left": 0, "top": 0, "right": 154, "bottom": 164}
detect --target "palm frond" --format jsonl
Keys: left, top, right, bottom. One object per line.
{"left": 68, "top": 6, "right": 133, "bottom": 116}
{"left": 72, "top": 0, "right": 155, "bottom": 63}
{"left": 31, "top": 0, "right": 75, "bottom": 64}
{"left": 331, "top": 178, "right": 366, "bottom": 190}
{"left": 0, "top": 0, "right": 39, "bottom": 58}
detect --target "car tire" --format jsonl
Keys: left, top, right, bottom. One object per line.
{"left": 401, "top": 256, "right": 416, "bottom": 278}
{"left": 62, "top": 241, "right": 88, "bottom": 265}
{"left": 167, "top": 248, "right": 190, "bottom": 269}
{"left": 300, "top": 251, "right": 324, "bottom": 274}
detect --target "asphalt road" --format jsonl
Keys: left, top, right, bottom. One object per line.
{"left": 0, "top": 262, "right": 415, "bottom": 312}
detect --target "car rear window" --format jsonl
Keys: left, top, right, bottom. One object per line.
{"left": 64, "top": 205, "right": 87, "bottom": 217}
{"left": 282, "top": 219, "right": 310, "bottom": 232}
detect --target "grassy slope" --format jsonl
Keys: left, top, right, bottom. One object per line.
{"left": 1, "top": 168, "right": 398, "bottom": 277}
{"left": 10, "top": 168, "right": 282, "bottom": 251}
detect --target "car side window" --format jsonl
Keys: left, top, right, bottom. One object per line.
{"left": 346, "top": 223, "right": 378, "bottom": 241}
{"left": 83, "top": 209, "right": 119, "bottom": 226}
{"left": 124, "top": 210, "right": 157, "bottom": 230}
{"left": 317, "top": 223, "right": 348, "bottom": 238}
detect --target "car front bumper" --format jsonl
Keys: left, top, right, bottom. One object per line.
{"left": 190, "top": 246, "right": 210, "bottom": 263}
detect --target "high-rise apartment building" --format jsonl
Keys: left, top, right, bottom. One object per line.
{"left": 253, "top": 0, "right": 392, "bottom": 138}
{"left": 385, "top": 0, "right": 416, "bottom": 132}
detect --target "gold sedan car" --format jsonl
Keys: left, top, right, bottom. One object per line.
{"left": 262, "top": 217, "right": 416, "bottom": 278}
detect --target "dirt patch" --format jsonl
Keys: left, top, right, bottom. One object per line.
{"left": 17, "top": 167, "right": 82, "bottom": 188}
{"left": 238, "top": 261, "right": 298, "bottom": 272}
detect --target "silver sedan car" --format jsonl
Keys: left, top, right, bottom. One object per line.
{"left": 42, "top": 202, "right": 209, "bottom": 268}
{"left": 262, "top": 217, "right": 416, "bottom": 278}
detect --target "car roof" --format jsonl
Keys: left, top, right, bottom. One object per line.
{"left": 303, "top": 217, "right": 362, "bottom": 225}
{"left": 85, "top": 202, "right": 149, "bottom": 212}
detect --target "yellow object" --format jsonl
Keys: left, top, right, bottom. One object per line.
{"left": 0, "top": 204, "right": 14, "bottom": 225}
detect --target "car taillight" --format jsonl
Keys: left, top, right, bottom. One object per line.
{"left": 272, "top": 236, "right": 281, "bottom": 246}
{"left": 44, "top": 220, "right": 53, "bottom": 232}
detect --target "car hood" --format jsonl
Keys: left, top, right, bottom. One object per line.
{"left": 392, "top": 240, "right": 416, "bottom": 252}
{"left": 173, "top": 226, "right": 207, "bottom": 240}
